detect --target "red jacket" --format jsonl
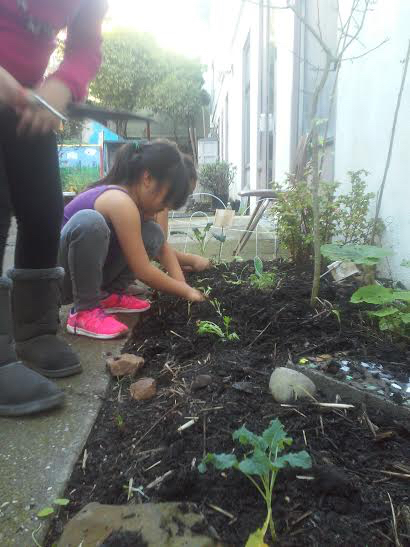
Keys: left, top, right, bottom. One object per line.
{"left": 0, "top": 0, "right": 107, "bottom": 101}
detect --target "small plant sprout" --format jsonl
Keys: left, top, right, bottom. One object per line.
{"left": 37, "top": 498, "right": 70, "bottom": 518}
{"left": 351, "top": 285, "right": 410, "bottom": 338}
{"left": 197, "top": 316, "right": 239, "bottom": 342}
{"left": 210, "top": 297, "right": 223, "bottom": 318}
{"left": 199, "top": 419, "right": 312, "bottom": 545}
{"left": 171, "top": 223, "right": 213, "bottom": 256}
{"left": 250, "top": 257, "right": 277, "bottom": 290}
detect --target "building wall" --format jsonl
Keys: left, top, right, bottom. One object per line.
{"left": 334, "top": 0, "right": 410, "bottom": 285}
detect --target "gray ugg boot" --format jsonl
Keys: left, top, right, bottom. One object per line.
{"left": 8, "top": 267, "right": 82, "bottom": 378}
{"left": 0, "top": 276, "right": 65, "bottom": 416}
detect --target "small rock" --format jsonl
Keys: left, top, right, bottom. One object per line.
{"left": 107, "top": 354, "right": 144, "bottom": 377}
{"left": 269, "top": 367, "right": 316, "bottom": 403}
{"left": 232, "top": 381, "right": 254, "bottom": 394}
{"left": 191, "top": 375, "right": 212, "bottom": 392}
{"left": 130, "top": 378, "right": 157, "bottom": 401}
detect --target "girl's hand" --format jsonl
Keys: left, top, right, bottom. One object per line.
{"left": 183, "top": 286, "right": 206, "bottom": 302}
{"left": 0, "top": 67, "right": 28, "bottom": 109}
{"left": 182, "top": 255, "right": 211, "bottom": 272}
{"left": 17, "top": 78, "right": 71, "bottom": 135}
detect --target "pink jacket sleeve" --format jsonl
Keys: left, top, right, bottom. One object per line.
{"left": 52, "top": 0, "right": 108, "bottom": 101}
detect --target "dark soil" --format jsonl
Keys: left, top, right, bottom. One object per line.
{"left": 46, "top": 261, "right": 410, "bottom": 546}
{"left": 101, "top": 530, "right": 148, "bottom": 547}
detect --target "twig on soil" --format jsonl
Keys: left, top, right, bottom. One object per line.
{"left": 319, "top": 415, "right": 325, "bottom": 435}
{"left": 177, "top": 419, "right": 198, "bottom": 432}
{"left": 82, "top": 449, "right": 88, "bottom": 473}
{"left": 388, "top": 492, "right": 402, "bottom": 547}
{"left": 291, "top": 510, "right": 314, "bottom": 528}
{"left": 203, "top": 414, "right": 207, "bottom": 458}
{"left": 303, "top": 430, "right": 308, "bottom": 446}
{"left": 376, "top": 529, "right": 395, "bottom": 545}
{"left": 133, "top": 404, "right": 181, "bottom": 450}
{"left": 380, "top": 471, "right": 410, "bottom": 481}
{"left": 247, "top": 322, "right": 272, "bottom": 348}
{"left": 207, "top": 503, "right": 235, "bottom": 521}
{"left": 146, "top": 470, "right": 174, "bottom": 490}
{"left": 144, "top": 460, "right": 162, "bottom": 472}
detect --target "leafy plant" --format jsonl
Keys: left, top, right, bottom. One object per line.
{"left": 171, "top": 222, "right": 213, "bottom": 256}
{"left": 198, "top": 161, "right": 237, "bottom": 206}
{"left": 37, "top": 498, "right": 70, "bottom": 518}
{"left": 197, "top": 317, "right": 239, "bottom": 342}
{"left": 271, "top": 170, "right": 382, "bottom": 267}
{"left": 351, "top": 284, "right": 410, "bottom": 336}
{"left": 250, "top": 257, "right": 277, "bottom": 290}
{"left": 321, "top": 243, "right": 392, "bottom": 265}
{"left": 199, "top": 420, "right": 312, "bottom": 545}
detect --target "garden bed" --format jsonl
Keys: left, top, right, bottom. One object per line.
{"left": 47, "top": 261, "right": 410, "bottom": 546}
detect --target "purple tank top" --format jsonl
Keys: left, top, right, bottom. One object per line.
{"left": 62, "top": 185, "right": 129, "bottom": 227}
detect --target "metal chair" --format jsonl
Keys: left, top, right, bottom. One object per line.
{"left": 233, "top": 189, "right": 278, "bottom": 256}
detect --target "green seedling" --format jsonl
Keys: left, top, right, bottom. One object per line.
{"left": 222, "top": 273, "right": 244, "bottom": 286}
{"left": 210, "top": 297, "right": 223, "bottom": 318}
{"left": 171, "top": 223, "right": 213, "bottom": 256}
{"left": 351, "top": 284, "right": 410, "bottom": 337}
{"left": 199, "top": 419, "right": 311, "bottom": 545}
{"left": 197, "top": 316, "right": 239, "bottom": 342}
{"left": 37, "top": 498, "right": 70, "bottom": 518}
{"left": 115, "top": 414, "right": 125, "bottom": 430}
{"left": 250, "top": 257, "right": 277, "bottom": 290}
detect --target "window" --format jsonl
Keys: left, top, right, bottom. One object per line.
{"left": 243, "top": 35, "right": 251, "bottom": 189}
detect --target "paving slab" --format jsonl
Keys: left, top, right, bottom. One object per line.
{"left": 0, "top": 222, "right": 138, "bottom": 547}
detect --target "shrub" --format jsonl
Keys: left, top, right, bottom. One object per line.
{"left": 271, "top": 170, "right": 382, "bottom": 267}
{"left": 198, "top": 161, "right": 236, "bottom": 207}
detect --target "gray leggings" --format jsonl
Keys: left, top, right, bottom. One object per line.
{"left": 59, "top": 209, "right": 164, "bottom": 311}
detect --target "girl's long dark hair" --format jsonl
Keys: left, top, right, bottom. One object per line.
{"left": 86, "top": 140, "right": 190, "bottom": 210}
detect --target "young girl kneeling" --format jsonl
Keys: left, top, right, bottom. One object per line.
{"left": 59, "top": 141, "right": 204, "bottom": 340}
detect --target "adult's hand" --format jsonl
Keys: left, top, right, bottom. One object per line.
{"left": 17, "top": 78, "right": 71, "bottom": 135}
{"left": 0, "top": 67, "right": 28, "bottom": 109}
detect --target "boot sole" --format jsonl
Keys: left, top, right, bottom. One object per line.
{"left": 26, "top": 362, "right": 83, "bottom": 379}
{"left": 102, "top": 306, "right": 150, "bottom": 314}
{"left": 66, "top": 324, "right": 129, "bottom": 340}
{"left": 0, "top": 392, "right": 65, "bottom": 417}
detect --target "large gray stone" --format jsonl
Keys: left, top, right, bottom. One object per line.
{"left": 57, "top": 502, "right": 221, "bottom": 547}
{"left": 269, "top": 367, "right": 317, "bottom": 403}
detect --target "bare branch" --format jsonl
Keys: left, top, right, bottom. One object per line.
{"left": 286, "top": 0, "right": 336, "bottom": 62}
{"left": 316, "top": 0, "right": 323, "bottom": 43}
{"left": 342, "top": 38, "right": 389, "bottom": 62}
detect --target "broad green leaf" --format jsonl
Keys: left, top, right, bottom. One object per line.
{"left": 368, "top": 307, "right": 398, "bottom": 317}
{"left": 392, "top": 290, "right": 410, "bottom": 302}
{"left": 233, "top": 426, "right": 267, "bottom": 451}
{"left": 245, "top": 528, "right": 269, "bottom": 547}
{"left": 321, "top": 244, "right": 392, "bottom": 265}
{"left": 275, "top": 450, "right": 312, "bottom": 470}
{"left": 399, "top": 312, "right": 410, "bottom": 324}
{"left": 198, "top": 452, "right": 238, "bottom": 473}
{"left": 37, "top": 507, "right": 54, "bottom": 518}
{"left": 237, "top": 449, "right": 272, "bottom": 477}
{"left": 262, "top": 419, "right": 292, "bottom": 451}
{"left": 254, "top": 256, "right": 263, "bottom": 277}
{"left": 53, "top": 498, "right": 70, "bottom": 506}
{"left": 212, "top": 232, "right": 227, "bottom": 243}
{"left": 379, "top": 317, "right": 397, "bottom": 331}
{"left": 351, "top": 285, "right": 395, "bottom": 305}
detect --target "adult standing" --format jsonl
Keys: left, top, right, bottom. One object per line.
{"left": 0, "top": 0, "right": 107, "bottom": 416}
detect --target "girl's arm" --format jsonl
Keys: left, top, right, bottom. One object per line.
{"left": 158, "top": 242, "right": 186, "bottom": 282}
{"left": 52, "top": 0, "right": 108, "bottom": 102}
{"left": 96, "top": 191, "right": 204, "bottom": 301}
{"left": 155, "top": 210, "right": 185, "bottom": 281}
{"left": 156, "top": 209, "right": 210, "bottom": 272}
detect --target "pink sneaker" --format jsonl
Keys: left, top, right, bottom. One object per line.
{"left": 101, "top": 293, "right": 151, "bottom": 314}
{"left": 67, "top": 308, "right": 129, "bottom": 340}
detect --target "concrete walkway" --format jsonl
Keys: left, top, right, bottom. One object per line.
{"left": 0, "top": 224, "right": 135, "bottom": 547}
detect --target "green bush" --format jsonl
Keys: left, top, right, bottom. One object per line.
{"left": 198, "top": 161, "right": 236, "bottom": 207}
{"left": 271, "top": 170, "right": 383, "bottom": 267}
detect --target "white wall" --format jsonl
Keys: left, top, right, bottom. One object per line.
{"left": 335, "top": 0, "right": 410, "bottom": 285}
{"left": 211, "top": 1, "right": 295, "bottom": 197}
